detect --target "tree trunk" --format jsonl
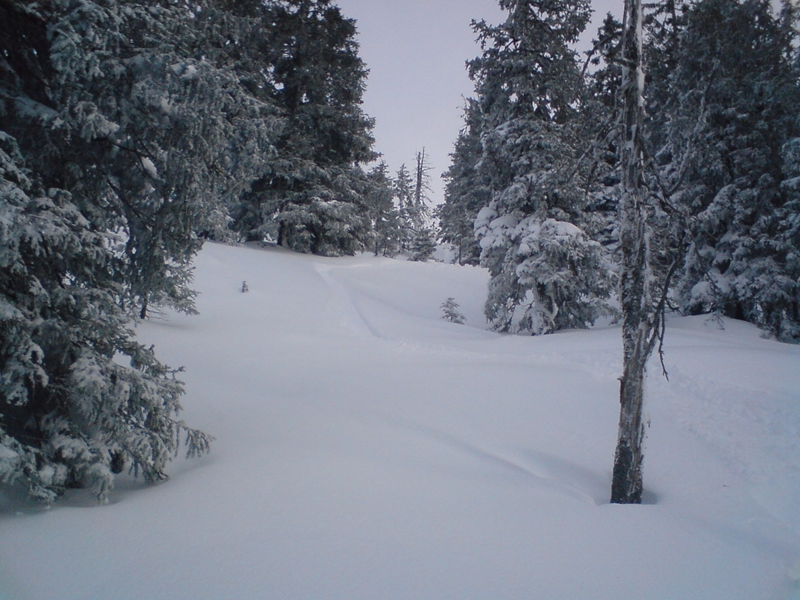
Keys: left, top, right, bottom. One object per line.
{"left": 140, "top": 296, "right": 149, "bottom": 320}
{"left": 414, "top": 148, "right": 425, "bottom": 208}
{"left": 611, "top": 0, "right": 651, "bottom": 505}
{"left": 611, "top": 351, "right": 646, "bottom": 503}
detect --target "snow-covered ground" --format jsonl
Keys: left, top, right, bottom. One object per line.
{"left": 2, "top": 242, "right": 799, "bottom": 599}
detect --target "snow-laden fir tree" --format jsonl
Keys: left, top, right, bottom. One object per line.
{"left": 394, "top": 151, "right": 433, "bottom": 257}
{"left": 441, "top": 298, "right": 466, "bottom": 324}
{"left": 0, "top": 129, "right": 212, "bottom": 504}
{"left": 775, "top": 136, "right": 800, "bottom": 341}
{"left": 0, "top": 0, "right": 289, "bottom": 503}
{"left": 409, "top": 227, "right": 437, "bottom": 262}
{"left": 238, "top": 0, "right": 377, "bottom": 256}
{"left": 650, "top": 0, "right": 800, "bottom": 342}
{"left": 469, "top": 0, "right": 615, "bottom": 335}
{"left": 581, "top": 13, "right": 625, "bottom": 255}
{"left": 438, "top": 100, "right": 491, "bottom": 266}
{"left": 365, "top": 162, "right": 401, "bottom": 257}
{"left": 393, "top": 164, "right": 415, "bottom": 253}
{"left": 412, "top": 148, "right": 434, "bottom": 228}
{"left": 1, "top": 0, "right": 278, "bottom": 319}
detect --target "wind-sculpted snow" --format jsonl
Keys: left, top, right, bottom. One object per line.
{"left": 1, "top": 242, "right": 799, "bottom": 599}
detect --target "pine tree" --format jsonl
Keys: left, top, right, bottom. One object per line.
{"left": 581, "top": 14, "right": 626, "bottom": 256}
{"left": 0, "top": 0, "right": 292, "bottom": 503}
{"left": 0, "top": 129, "right": 212, "bottom": 504}
{"left": 0, "top": 0, "right": 277, "bottom": 319}
{"left": 365, "top": 163, "right": 401, "bottom": 257}
{"left": 409, "top": 227, "right": 437, "bottom": 262}
{"left": 392, "top": 150, "right": 434, "bottom": 258}
{"left": 775, "top": 133, "right": 800, "bottom": 341}
{"left": 441, "top": 298, "right": 466, "bottom": 324}
{"left": 585, "top": 13, "right": 625, "bottom": 111}
{"left": 652, "top": 0, "right": 800, "bottom": 341}
{"left": 469, "top": 0, "right": 614, "bottom": 334}
{"left": 394, "top": 164, "right": 416, "bottom": 253}
{"left": 438, "top": 100, "right": 490, "bottom": 266}
{"left": 240, "top": 0, "right": 377, "bottom": 256}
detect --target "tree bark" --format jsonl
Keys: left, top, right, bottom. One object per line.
{"left": 611, "top": 0, "right": 651, "bottom": 505}
{"left": 139, "top": 296, "right": 149, "bottom": 320}
{"left": 611, "top": 350, "right": 646, "bottom": 503}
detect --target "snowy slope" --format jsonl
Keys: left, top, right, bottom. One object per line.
{"left": 1, "top": 242, "right": 799, "bottom": 600}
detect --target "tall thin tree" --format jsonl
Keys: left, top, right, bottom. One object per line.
{"left": 610, "top": 0, "right": 656, "bottom": 504}
{"left": 414, "top": 149, "right": 431, "bottom": 213}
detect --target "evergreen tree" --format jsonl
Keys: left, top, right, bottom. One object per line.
{"left": 0, "top": 128, "right": 212, "bottom": 504}
{"left": 0, "top": 0, "right": 290, "bottom": 502}
{"left": 365, "top": 162, "right": 401, "bottom": 257}
{"left": 582, "top": 14, "right": 625, "bottom": 255}
{"left": 775, "top": 134, "right": 800, "bottom": 341}
{"left": 0, "top": 0, "right": 277, "bottom": 319}
{"left": 409, "top": 227, "right": 437, "bottom": 262}
{"left": 652, "top": 0, "right": 800, "bottom": 341}
{"left": 438, "top": 100, "right": 490, "bottom": 266}
{"left": 392, "top": 150, "right": 433, "bottom": 257}
{"left": 469, "top": 0, "right": 614, "bottom": 334}
{"left": 441, "top": 298, "right": 466, "bottom": 324}
{"left": 585, "top": 13, "right": 624, "bottom": 111}
{"left": 394, "top": 163, "right": 416, "bottom": 253}
{"left": 239, "top": 0, "right": 377, "bottom": 256}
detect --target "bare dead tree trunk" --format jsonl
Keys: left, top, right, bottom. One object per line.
{"left": 413, "top": 147, "right": 433, "bottom": 229}
{"left": 414, "top": 147, "right": 426, "bottom": 208}
{"left": 611, "top": 0, "right": 653, "bottom": 505}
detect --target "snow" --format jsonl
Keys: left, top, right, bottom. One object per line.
{"left": 140, "top": 157, "right": 158, "bottom": 179}
{"left": 1, "top": 241, "right": 799, "bottom": 599}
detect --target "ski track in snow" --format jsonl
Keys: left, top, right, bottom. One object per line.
{"left": 1, "top": 242, "right": 800, "bottom": 600}
{"left": 373, "top": 412, "right": 603, "bottom": 506}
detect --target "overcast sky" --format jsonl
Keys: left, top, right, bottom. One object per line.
{"left": 334, "top": 0, "right": 624, "bottom": 205}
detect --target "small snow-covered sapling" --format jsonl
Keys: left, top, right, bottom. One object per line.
{"left": 441, "top": 297, "right": 466, "bottom": 324}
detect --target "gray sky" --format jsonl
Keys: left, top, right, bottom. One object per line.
{"left": 334, "top": 0, "right": 623, "bottom": 205}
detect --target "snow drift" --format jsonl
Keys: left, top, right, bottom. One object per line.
{"left": 1, "top": 242, "right": 799, "bottom": 599}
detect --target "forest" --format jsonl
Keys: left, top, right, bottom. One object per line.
{"left": 0, "top": 0, "right": 798, "bottom": 505}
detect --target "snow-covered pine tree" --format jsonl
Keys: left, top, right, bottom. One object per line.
{"left": 469, "top": 0, "right": 614, "bottom": 335}
{"left": 365, "top": 162, "right": 401, "bottom": 257}
{"left": 0, "top": 0, "right": 287, "bottom": 504}
{"left": 775, "top": 134, "right": 800, "bottom": 341}
{"left": 392, "top": 150, "right": 434, "bottom": 258}
{"left": 581, "top": 13, "right": 625, "bottom": 255}
{"left": 585, "top": 13, "right": 624, "bottom": 112}
{"left": 438, "top": 100, "right": 491, "bottom": 266}
{"left": 394, "top": 164, "right": 416, "bottom": 253}
{"left": 186, "top": 0, "right": 286, "bottom": 241}
{"left": 651, "top": 0, "right": 800, "bottom": 342}
{"left": 0, "top": 129, "right": 212, "bottom": 504}
{"left": 409, "top": 227, "right": 437, "bottom": 262}
{"left": 441, "top": 298, "right": 466, "bottom": 324}
{"left": 240, "top": 0, "right": 377, "bottom": 256}
{"left": 1, "top": 0, "right": 278, "bottom": 319}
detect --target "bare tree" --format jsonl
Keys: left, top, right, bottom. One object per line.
{"left": 611, "top": 0, "right": 656, "bottom": 505}
{"left": 413, "top": 147, "right": 433, "bottom": 225}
